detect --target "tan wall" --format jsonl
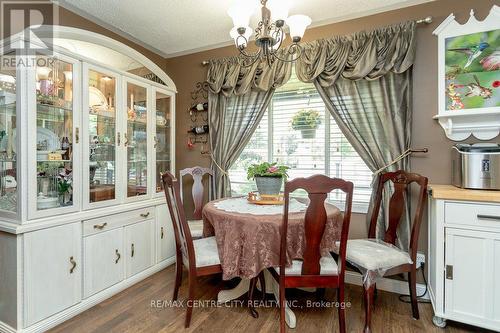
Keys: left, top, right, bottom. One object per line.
{"left": 165, "top": 0, "right": 499, "bottom": 257}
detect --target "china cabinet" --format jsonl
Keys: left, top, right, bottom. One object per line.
{"left": 0, "top": 31, "right": 176, "bottom": 333}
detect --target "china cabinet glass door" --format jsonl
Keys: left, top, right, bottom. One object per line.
{"left": 86, "top": 68, "right": 118, "bottom": 206}
{"left": 154, "top": 89, "right": 173, "bottom": 194}
{"left": 0, "top": 61, "right": 17, "bottom": 214}
{"left": 125, "top": 80, "right": 149, "bottom": 199}
{"left": 32, "top": 54, "right": 80, "bottom": 216}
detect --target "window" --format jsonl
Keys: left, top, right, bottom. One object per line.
{"left": 229, "top": 70, "right": 372, "bottom": 212}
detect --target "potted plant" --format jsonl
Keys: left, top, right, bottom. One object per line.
{"left": 291, "top": 109, "right": 322, "bottom": 139}
{"left": 247, "top": 162, "right": 289, "bottom": 195}
{"left": 57, "top": 168, "right": 73, "bottom": 205}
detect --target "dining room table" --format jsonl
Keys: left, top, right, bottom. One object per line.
{"left": 202, "top": 196, "right": 344, "bottom": 328}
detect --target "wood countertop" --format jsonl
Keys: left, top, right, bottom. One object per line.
{"left": 429, "top": 184, "right": 500, "bottom": 203}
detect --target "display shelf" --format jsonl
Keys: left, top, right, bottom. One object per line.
{"left": 432, "top": 6, "right": 500, "bottom": 140}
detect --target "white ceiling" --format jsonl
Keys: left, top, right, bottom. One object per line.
{"left": 57, "top": 0, "right": 434, "bottom": 58}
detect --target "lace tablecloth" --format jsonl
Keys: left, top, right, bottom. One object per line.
{"left": 213, "top": 197, "right": 306, "bottom": 215}
{"left": 203, "top": 198, "right": 343, "bottom": 280}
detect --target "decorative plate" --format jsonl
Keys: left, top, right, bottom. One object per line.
{"left": 89, "top": 86, "right": 108, "bottom": 108}
{"left": 37, "top": 127, "right": 61, "bottom": 151}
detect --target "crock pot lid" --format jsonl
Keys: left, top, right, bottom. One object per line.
{"left": 454, "top": 143, "right": 500, "bottom": 153}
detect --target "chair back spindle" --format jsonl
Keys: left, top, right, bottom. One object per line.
{"left": 180, "top": 167, "right": 213, "bottom": 220}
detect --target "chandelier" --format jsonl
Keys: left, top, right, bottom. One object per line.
{"left": 227, "top": 0, "right": 311, "bottom": 66}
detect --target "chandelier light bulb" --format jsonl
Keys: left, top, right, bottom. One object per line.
{"left": 287, "top": 15, "right": 311, "bottom": 42}
{"left": 227, "top": 0, "right": 256, "bottom": 28}
{"left": 267, "top": 0, "right": 289, "bottom": 24}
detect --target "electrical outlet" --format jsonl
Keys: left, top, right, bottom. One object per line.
{"left": 416, "top": 251, "right": 425, "bottom": 269}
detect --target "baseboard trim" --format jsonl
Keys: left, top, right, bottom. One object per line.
{"left": 0, "top": 321, "right": 16, "bottom": 333}
{"left": 345, "top": 271, "right": 430, "bottom": 300}
{"left": 19, "top": 257, "right": 175, "bottom": 333}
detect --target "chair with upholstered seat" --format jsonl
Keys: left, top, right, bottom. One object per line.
{"left": 161, "top": 171, "right": 222, "bottom": 328}
{"left": 179, "top": 166, "right": 213, "bottom": 239}
{"left": 269, "top": 174, "right": 354, "bottom": 333}
{"left": 345, "top": 170, "right": 428, "bottom": 333}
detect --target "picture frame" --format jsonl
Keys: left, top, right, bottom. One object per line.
{"left": 433, "top": 5, "right": 500, "bottom": 141}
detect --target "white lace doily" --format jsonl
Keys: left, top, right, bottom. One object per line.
{"left": 214, "top": 197, "right": 307, "bottom": 215}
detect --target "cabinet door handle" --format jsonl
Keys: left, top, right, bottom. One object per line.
{"left": 124, "top": 133, "right": 129, "bottom": 146}
{"left": 161, "top": 227, "right": 164, "bottom": 239}
{"left": 115, "top": 249, "right": 121, "bottom": 264}
{"left": 477, "top": 214, "right": 500, "bottom": 221}
{"left": 140, "top": 212, "right": 150, "bottom": 218}
{"left": 131, "top": 243, "right": 135, "bottom": 257}
{"left": 93, "top": 222, "right": 107, "bottom": 230}
{"left": 117, "top": 132, "right": 121, "bottom": 146}
{"left": 69, "top": 256, "right": 77, "bottom": 274}
{"left": 154, "top": 136, "right": 159, "bottom": 149}
{"left": 75, "top": 127, "right": 80, "bottom": 144}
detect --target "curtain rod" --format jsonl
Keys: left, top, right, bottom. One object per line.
{"left": 201, "top": 16, "right": 432, "bottom": 66}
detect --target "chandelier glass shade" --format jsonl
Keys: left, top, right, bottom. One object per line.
{"left": 227, "top": 0, "right": 311, "bottom": 66}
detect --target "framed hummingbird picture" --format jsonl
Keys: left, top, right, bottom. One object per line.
{"left": 433, "top": 5, "right": 500, "bottom": 140}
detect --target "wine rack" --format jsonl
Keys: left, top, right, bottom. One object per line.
{"left": 188, "top": 81, "right": 209, "bottom": 154}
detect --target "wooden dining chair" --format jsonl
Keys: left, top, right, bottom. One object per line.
{"left": 161, "top": 171, "right": 222, "bottom": 328}
{"left": 179, "top": 166, "right": 213, "bottom": 239}
{"left": 269, "top": 174, "right": 354, "bottom": 333}
{"left": 344, "top": 170, "right": 428, "bottom": 333}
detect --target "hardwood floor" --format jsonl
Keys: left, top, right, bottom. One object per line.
{"left": 50, "top": 265, "right": 489, "bottom": 333}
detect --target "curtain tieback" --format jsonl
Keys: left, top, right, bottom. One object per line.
{"left": 209, "top": 153, "right": 229, "bottom": 176}
{"left": 373, "top": 149, "right": 412, "bottom": 176}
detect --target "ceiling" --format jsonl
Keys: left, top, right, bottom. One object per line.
{"left": 57, "top": 0, "right": 434, "bottom": 58}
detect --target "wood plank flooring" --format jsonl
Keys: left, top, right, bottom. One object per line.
{"left": 49, "top": 266, "right": 491, "bottom": 333}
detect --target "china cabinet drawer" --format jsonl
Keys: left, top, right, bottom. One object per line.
{"left": 444, "top": 202, "right": 500, "bottom": 229}
{"left": 84, "top": 228, "right": 124, "bottom": 298}
{"left": 83, "top": 207, "right": 155, "bottom": 236}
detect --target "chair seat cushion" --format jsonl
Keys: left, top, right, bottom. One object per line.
{"left": 274, "top": 252, "right": 338, "bottom": 276}
{"left": 193, "top": 236, "right": 220, "bottom": 267}
{"left": 188, "top": 219, "right": 204, "bottom": 239}
{"left": 344, "top": 239, "right": 412, "bottom": 272}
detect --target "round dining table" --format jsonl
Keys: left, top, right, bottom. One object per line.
{"left": 202, "top": 196, "right": 343, "bottom": 328}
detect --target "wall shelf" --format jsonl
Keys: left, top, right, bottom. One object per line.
{"left": 432, "top": 5, "right": 500, "bottom": 141}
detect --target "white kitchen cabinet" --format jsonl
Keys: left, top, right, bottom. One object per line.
{"left": 156, "top": 204, "right": 176, "bottom": 263}
{"left": 125, "top": 219, "right": 155, "bottom": 278}
{"left": 428, "top": 185, "right": 500, "bottom": 331}
{"left": 23, "top": 223, "right": 82, "bottom": 326}
{"left": 444, "top": 228, "right": 494, "bottom": 323}
{"left": 84, "top": 228, "right": 125, "bottom": 298}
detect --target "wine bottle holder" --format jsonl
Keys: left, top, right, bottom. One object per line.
{"left": 188, "top": 81, "right": 210, "bottom": 154}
